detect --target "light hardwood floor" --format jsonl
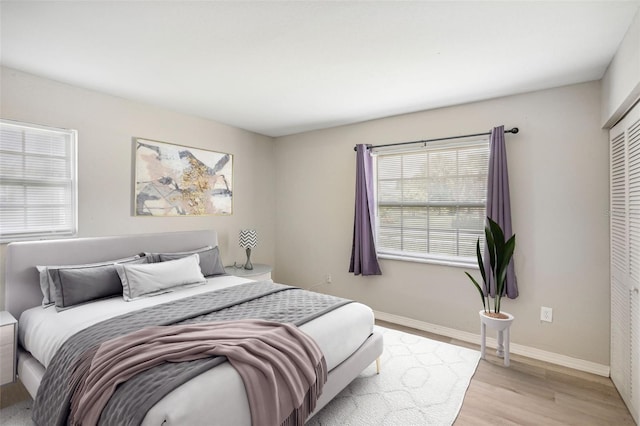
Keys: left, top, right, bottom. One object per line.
{"left": 0, "top": 380, "right": 30, "bottom": 409}
{"left": 377, "top": 319, "right": 636, "bottom": 426}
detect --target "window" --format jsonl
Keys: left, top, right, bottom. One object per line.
{"left": 0, "top": 119, "right": 77, "bottom": 242}
{"left": 374, "top": 138, "right": 489, "bottom": 267}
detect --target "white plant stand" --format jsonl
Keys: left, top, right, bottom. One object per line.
{"left": 479, "top": 310, "right": 514, "bottom": 367}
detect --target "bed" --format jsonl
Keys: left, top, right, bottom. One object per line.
{"left": 4, "top": 230, "right": 383, "bottom": 425}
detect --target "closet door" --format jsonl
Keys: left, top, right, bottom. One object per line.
{"left": 610, "top": 102, "right": 640, "bottom": 424}
{"left": 611, "top": 115, "right": 630, "bottom": 411}
{"left": 628, "top": 108, "right": 640, "bottom": 423}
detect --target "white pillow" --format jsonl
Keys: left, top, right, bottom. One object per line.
{"left": 116, "top": 254, "right": 206, "bottom": 301}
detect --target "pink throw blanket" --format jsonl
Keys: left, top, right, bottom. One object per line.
{"left": 69, "top": 319, "right": 327, "bottom": 426}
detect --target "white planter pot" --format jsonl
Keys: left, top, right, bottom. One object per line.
{"left": 479, "top": 310, "right": 514, "bottom": 366}
{"left": 479, "top": 310, "right": 514, "bottom": 330}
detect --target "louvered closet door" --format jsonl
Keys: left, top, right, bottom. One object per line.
{"left": 610, "top": 102, "right": 640, "bottom": 424}
{"left": 628, "top": 110, "right": 640, "bottom": 422}
{"left": 611, "top": 124, "right": 629, "bottom": 404}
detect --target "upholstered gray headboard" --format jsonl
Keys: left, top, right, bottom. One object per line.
{"left": 4, "top": 230, "right": 219, "bottom": 320}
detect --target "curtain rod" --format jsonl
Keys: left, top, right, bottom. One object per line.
{"left": 353, "top": 127, "right": 519, "bottom": 151}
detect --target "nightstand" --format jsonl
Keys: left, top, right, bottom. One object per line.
{"left": 0, "top": 311, "right": 17, "bottom": 386}
{"left": 226, "top": 264, "right": 272, "bottom": 282}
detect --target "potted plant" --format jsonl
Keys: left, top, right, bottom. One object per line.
{"left": 466, "top": 217, "right": 516, "bottom": 365}
{"left": 465, "top": 217, "right": 516, "bottom": 320}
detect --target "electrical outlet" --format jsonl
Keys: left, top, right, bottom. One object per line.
{"left": 325, "top": 274, "right": 332, "bottom": 284}
{"left": 541, "top": 306, "right": 553, "bottom": 322}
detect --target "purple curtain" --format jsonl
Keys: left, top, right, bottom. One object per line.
{"left": 349, "top": 144, "right": 382, "bottom": 276}
{"left": 485, "top": 125, "right": 518, "bottom": 298}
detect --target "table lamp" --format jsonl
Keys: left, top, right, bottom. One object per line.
{"left": 239, "top": 229, "right": 257, "bottom": 270}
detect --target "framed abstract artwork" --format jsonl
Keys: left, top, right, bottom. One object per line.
{"left": 134, "top": 138, "right": 233, "bottom": 216}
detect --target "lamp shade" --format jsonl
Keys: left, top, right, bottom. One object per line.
{"left": 239, "top": 229, "right": 257, "bottom": 249}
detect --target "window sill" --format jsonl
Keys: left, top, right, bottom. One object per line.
{"left": 0, "top": 232, "right": 77, "bottom": 244}
{"left": 377, "top": 252, "right": 479, "bottom": 269}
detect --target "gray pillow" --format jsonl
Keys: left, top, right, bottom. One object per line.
{"left": 148, "top": 246, "right": 226, "bottom": 277}
{"left": 51, "top": 264, "right": 121, "bottom": 310}
{"left": 117, "top": 254, "right": 206, "bottom": 301}
{"left": 37, "top": 255, "right": 147, "bottom": 308}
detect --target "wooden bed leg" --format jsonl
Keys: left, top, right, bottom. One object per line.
{"left": 375, "top": 357, "right": 381, "bottom": 374}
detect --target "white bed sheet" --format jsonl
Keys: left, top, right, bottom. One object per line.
{"left": 19, "top": 276, "right": 375, "bottom": 425}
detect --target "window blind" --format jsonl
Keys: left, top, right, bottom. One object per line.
{"left": 0, "top": 119, "right": 77, "bottom": 242}
{"left": 375, "top": 139, "right": 489, "bottom": 264}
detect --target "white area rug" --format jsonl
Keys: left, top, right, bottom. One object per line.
{"left": 0, "top": 326, "right": 480, "bottom": 426}
{"left": 308, "top": 326, "right": 481, "bottom": 425}
{"left": 0, "top": 399, "right": 31, "bottom": 426}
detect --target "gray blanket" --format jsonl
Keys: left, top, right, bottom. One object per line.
{"left": 31, "top": 281, "right": 352, "bottom": 426}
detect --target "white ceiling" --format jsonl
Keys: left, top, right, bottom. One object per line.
{"left": 1, "top": 1, "right": 639, "bottom": 137}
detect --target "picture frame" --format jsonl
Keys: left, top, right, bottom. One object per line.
{"left": 133, "top": 138, "right": 233, "bottom": 216}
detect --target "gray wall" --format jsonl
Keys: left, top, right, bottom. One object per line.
{"left": 274, "top": 81, "right": 611, "bottom": 365}
{"left": 0, "top": 67, "right": 277, "bottom": 307}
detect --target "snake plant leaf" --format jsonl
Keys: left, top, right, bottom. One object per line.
{"left": 484, "top": 225, "right": 496, "bottom": 272}
{"left": 495, "top": 234, "right": 516, "bottom": 312}
{"left": 488, "top": 217, "right": 506, "bottom": 272}
{"left": 475, "top": 239, "right": 487, "bottom": 292}
{"left": 488, "top": 217, "right": 506, "bottom": 248}
{"left": 497, "top": 235, "right": 516, "bottom": 286}
{"left": 465, "top": 272, "right": 487, "bottom": 312}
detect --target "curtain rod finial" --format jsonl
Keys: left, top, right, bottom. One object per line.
{"left": 510, "top": 127, "right": 519, "bottom": 134}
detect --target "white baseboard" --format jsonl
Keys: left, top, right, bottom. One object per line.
{"left": 374, "top": 310, "right": 610, "bottom": 377}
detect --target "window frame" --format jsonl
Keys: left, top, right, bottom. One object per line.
{"left": 372, "top": 137, "right": 489, "bottom": 268}
{"left": 0, "top": 118, "right": 78, "bottom": 243}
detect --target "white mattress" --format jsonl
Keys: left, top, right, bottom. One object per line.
{"left": 19, "top": 276, "right": 375, "bottom": 425}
